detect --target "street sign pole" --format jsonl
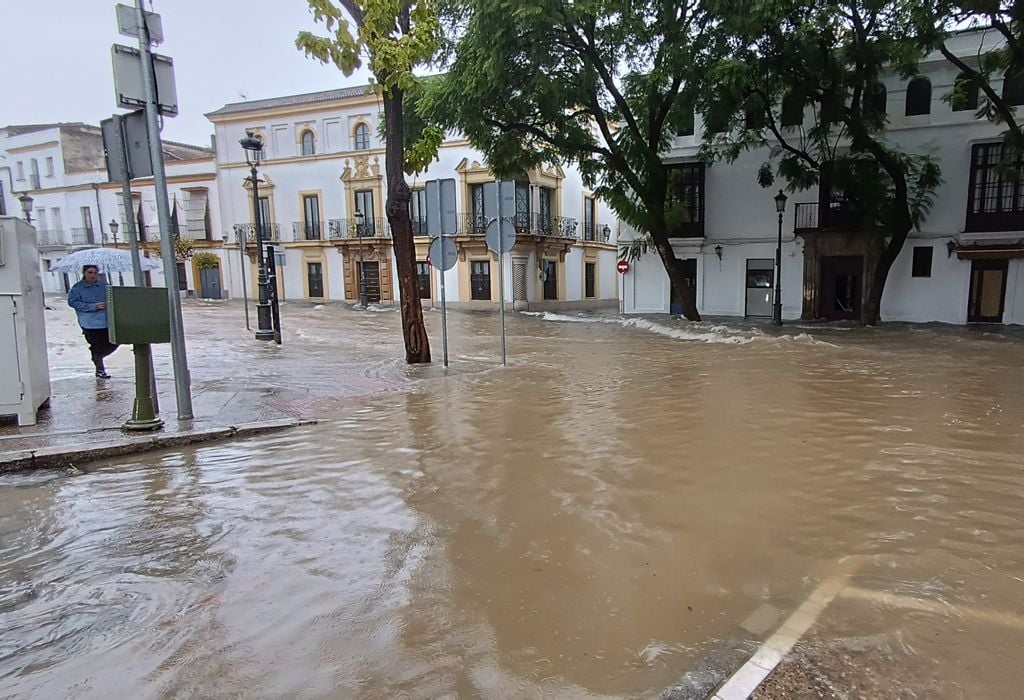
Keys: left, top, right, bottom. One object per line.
{"left": 238, "top": 227, "right": 251, "bottom": 330}
{"left": 134, "top": 0, "right": 192, "bottom": 420}
{"left": 495, "top": 183, "right": 507, "bottom": 366}
{"left": 433, "top": 181, "right": 449, "bottom": 367}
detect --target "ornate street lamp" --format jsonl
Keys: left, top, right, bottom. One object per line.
{"left": 355, "top": 209, "right": 368, "bottom": 307}
{"left": 18, "top": 192, "right": 33, "bottom": 224}
{"left": 240, "top": 130, "right": 274, "bottom": 341}
{"left": 108, "top": 219, "right": 125, "bottom": 285}
{"left": 773, "top": 189, "right": 788, "bottom": 326}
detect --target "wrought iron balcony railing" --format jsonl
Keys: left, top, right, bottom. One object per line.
{"left": 233, "top": 222, "right": 281, "bottom": 243}
{"left": 36, "top": 229, "right": 67, "bottom": 247}
{"left": 327, "top": 217, "right": 390, "bottom": 239}
{"left": 794, "top": 201, "right": 861, "bottom": 232}
{"left": 456, "top": 212, "right": 579, "bottom": 238}
{"left": 293, "top": 220, "right": 324, "bottom": 241}
{"left": 579, "top": 221, "right": 613, "bottom": 242}
{"left": 69, "top": 227, "right": 97, "bottom": 246}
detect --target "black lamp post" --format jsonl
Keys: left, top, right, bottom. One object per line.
{"left": 355, "top": 209, "right": 368, "bottom": 307}
{"left": 240, "top": 130, "right": 274, "bottom": 341}
{"left": 108, "top": 219, "right": 125, "bottom": 285}
{"left": 18, "top": 192, "right": 33, "bottom": 224}
{"left": 773, "top": 189, "right": 788, "bottom": 326}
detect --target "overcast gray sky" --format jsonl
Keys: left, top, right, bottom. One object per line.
{"left": 1, "top": 0, "right": 372, "bottom": 146}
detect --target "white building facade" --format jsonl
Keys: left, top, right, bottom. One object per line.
{"left": 622, "top": 30, "right": 1024, "bottom": 325}
{"left": 205, "top": 87, "right": 620, "bottom": 310}
{"left": 0, "top": 123, "right": 224, "bottom": 296}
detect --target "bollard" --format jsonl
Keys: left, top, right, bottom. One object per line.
{"left": 123, "top": 343, "right": 164, "bottom": 431}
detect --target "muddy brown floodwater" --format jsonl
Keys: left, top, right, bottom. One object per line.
{"left": 2, "top": 304, "right": 1024, "bottom": 699}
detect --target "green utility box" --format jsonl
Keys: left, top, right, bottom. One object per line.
{"left": 107, "top": 287, "right": 172, "bottom": 345}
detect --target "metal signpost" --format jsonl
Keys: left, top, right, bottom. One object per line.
{"left": 239, "top": 227, "right": 251, "bottom": 330}
{"left": 110, "top": 2, "right": 193, "bottom": 420}
{"left": 617, "top": 259, "right": 629, "bottom": 315}
{"left": 426, "top": 179, "right": 458, "bottom": 367}
{"left": 486, "top": 181, "right": 517, "bottom": 366}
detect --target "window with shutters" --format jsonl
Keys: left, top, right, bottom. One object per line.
{"left": 417, "top": 261, "right": 431, "bottom": 299}
{"left": 966, "top": 142, "right": 1024, "bottom": 232}
{"left": 410, "top": 188, "right": 427, "bottom": 236}
{"left": 952, "top": 73, "right": 980, "bottom": 112}
{"left": 184, "top": 189, "right": 210, "bottom": 240}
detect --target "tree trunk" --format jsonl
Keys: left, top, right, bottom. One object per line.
{"left": 651, "top": 232, "right": 701, "bottom": 321}
{"left": 861, "top": 226, "right": 908, "bottom": 326}
{"left": 382, "top": 83, "right": 431, "bottom": 363}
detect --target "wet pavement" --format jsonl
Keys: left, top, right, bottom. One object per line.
{"left": 2, "top": 301, "right": 1024, "bottom": 698}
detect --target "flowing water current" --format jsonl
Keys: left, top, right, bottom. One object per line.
{"left": 2, "top": 305, "right": 1023, "bottom": 698}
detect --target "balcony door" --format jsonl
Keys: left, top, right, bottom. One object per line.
{"left": 355, "top": 190, "right": 375, "bottom": 236}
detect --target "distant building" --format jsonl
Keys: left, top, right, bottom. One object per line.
{"left": 622, "top": 29, "right": 1024, "bottom": 325}
{"left": 205, "top": 86, "right": 620, "bottom": 309}
{"left": 0, "top": 122, "right": 221, "bottom": 295}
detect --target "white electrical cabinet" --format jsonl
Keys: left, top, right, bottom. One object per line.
{"left": 0, "top": 217, "right": 51, "bottom": 425}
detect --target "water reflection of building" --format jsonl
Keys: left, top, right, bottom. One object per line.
{"left": 622, "top": 28, "right": 1024, "bottom": 326}
{"left": 205, "top": 88, "right": 620, "bottom": 311}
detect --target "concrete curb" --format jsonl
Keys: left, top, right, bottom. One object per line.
{"left": 0, "top": 418, "right": 316, "bottom": 474}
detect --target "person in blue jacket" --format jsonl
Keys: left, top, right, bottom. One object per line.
{"left": 67, "top": 265, "right": 119, "bottom": 379}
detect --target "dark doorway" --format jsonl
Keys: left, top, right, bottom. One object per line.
{"left": 199, "top": 267, "right": 221, "bottom": 299}
{"left": 669, "top": 258, "right": 697, "bottom": 315}
{"left": 968, "top": 259, "right": 1008, "bottom": 322}
{"left": 307, "top": 262, "right": 324, "bottom": 298}
{"left": 820, "top": 255, "right": 862, "bottom": 320}
{"left": 470, "top": 260, "right": 491, "bottom": 300}
{"left": 542, "top": 260, "right": 558, "bottom": 300}
{"left": 416, "top": 261, "right": 431, "bottom": 299}
{"left": 357, "top": 261, "right": 381, "bottom": 303}
{"left": 176, "top": 262, "right": 188, "bottom": 291}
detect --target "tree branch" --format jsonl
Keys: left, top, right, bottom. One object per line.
{"left": 338, "top": 0, "right": 364, "bottom": 26}
{"left": 939, "top": 42, "right": 1023, "bottom": 140}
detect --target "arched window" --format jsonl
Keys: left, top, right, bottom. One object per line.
{"left": 781, "top": 92, "right": 804, "bottom": 127}
{"left": 744, "top": 98, "right": 766, "bottom": 130}
{"left": 354, "top": 123, "right": 370, "bottom": 150}
{"left": 300, "top": 130, "right": 316, "bottom": 156}
{"left": 865, "top": 82, "right": 887, "bottom": 115}
{"left": 905, "top": 76, "right": 932, "bottom": 116}
{"left": 1002, "top": 68, "right": 1024, "bottom": 106}
{"left": 952, "top": 72, "right": 980, "bottom": 112}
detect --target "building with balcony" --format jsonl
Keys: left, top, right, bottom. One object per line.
{"left": 0, "top": 122, "right": 222, "bottom": 296}
{"left": 206, "top": 85, "right": 620, "bottom": 309}
{"left": 622, "top": 29, "right": 1024, "bottom": 325}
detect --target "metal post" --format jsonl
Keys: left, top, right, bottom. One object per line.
{"left": 250, "top": 164, "right": 274, "bottom": 340}
{"left": 116, "top": 121, "right": 145, "bottom": 289}
{"left": 439, "top": 248, "right": 449, "bottom": 367}
{"left": 237, "top": 227, "right": 251, "bottom": 330}
{"left": 358, "top": 226, "right": 368, "bottom": 308}
{"left": 496, "top": 184, "right": 507, "bottom": 367}
{"left": 135, "top": 0, "right": 193, "bottom": 419}
{"left": 773, "top": 210, "right": 784, "bottom": 326}
{"left": 123, "top": 343, "right": 163, "bottom": 431}
{"left": 267, "top": 245, "right": 282, "bottom": 344}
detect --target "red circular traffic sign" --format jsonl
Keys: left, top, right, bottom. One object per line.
{"left": 616, "top": 260, "right": 629, "bottom": 274}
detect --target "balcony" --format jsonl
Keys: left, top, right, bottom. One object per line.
{"left": 579, "top": 221, "right": 613, "bottom": 242}
{"left": 36, "top": 229, "right": 67, "bottom": 248}
{"left": 293, "top": 220, "right": 325, "bottom": 241}
{"left": 455, "top": 213, "right": 579, "bottom": 238}
{"left": 327, "top": 217, "right": 390, "bottom": 239}
{"left": 232, "top": 223, "right": 282, "bottom": 243}
{"left": 69, "top": 227, "right": 97, "bottom": 246}
{"left": 793, "top": 201, "right": 861, "bottom": 232}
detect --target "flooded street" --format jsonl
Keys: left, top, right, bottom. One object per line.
{"left": 2, "top": 303, "right": 1024, "bottom": 698}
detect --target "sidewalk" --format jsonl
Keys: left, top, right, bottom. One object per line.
{"left": 0, "top": 298, "right": 414, "bottom": 469}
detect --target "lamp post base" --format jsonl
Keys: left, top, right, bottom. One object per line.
{"left": 772, "top": 304, "right": 783, "bottom": 326}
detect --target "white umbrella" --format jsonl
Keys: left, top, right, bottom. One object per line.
{"left": 50, "top": 248, "right": 162, "bottom": 275}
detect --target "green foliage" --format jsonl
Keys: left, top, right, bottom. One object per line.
{"left": 193, "top": 252, "right": 220, "bottom": 270}
{"left": 297, "top": 1, "right": 444, "bottom": 172}
{"left": 421, "top": 0, "right": 722, "bottom": 241}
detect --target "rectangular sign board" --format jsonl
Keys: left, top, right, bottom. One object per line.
{"left": 101, "top": 111, "right": 152, "bottom": 181}
{"left": 112, "top": 44, "right": 178, "bottom": 117}
{"left": 107, "top": 286, "right": 171, "bottom": 345}
{"left": 115, "top": 4, "right": 164, "bottom": 44}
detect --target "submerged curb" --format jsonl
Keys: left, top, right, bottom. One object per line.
{"left": 0, "top": 419, "right": 316, "bottom": 474}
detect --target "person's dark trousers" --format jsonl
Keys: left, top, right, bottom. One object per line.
{"left": 81, "top": 327, "right": 119, "bottom": 372}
